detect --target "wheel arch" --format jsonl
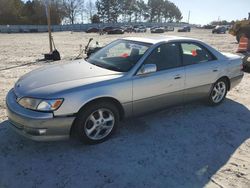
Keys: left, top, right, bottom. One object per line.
{"left": 78, "top": 96, "right": 125, "bottom": 118}
{"left": 70, "top": 96, "right": 125, "bottom": 136}
{"left": 217, "top": 76, "right": 231, "bottom": 91}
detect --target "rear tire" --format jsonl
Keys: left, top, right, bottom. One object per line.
{"left": 208, "top": 79, "right": 228, "bottom": 106}
{"left": 73, "top": 102, "right": 120, "bottom": 144}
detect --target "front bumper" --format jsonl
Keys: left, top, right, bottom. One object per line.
{"left": 6, "top": 89, "right": 75, "bottom": 141}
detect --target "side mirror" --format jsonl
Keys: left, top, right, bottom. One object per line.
{"left": 137, "top": 64, "right": 157, "bottom": 75}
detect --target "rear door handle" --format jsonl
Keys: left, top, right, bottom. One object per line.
{"left": 174, "top": 75, "right": 182, "bottom": 79}
{"left": 213, "top": 67, "right": 219, "bottom": 72}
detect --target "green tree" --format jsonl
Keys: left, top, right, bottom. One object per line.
{"left": 96, "top": 0, "right": 121, "bottom": 23}
{"left": 148, "top": 0, "right": 164, "bottom": 22}
{"left": 91, "top": 14, "right": 101, "bottom": 23}
{"left": 135, "top": 0, "right": 148, "bottom": 22}
{"left": 0, "top": 0, "right": 66, "bottom": 25}
{"left": 0, "top": 0, "right": 24, "bottom": 24}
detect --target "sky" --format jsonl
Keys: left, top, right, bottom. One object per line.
{"left": 170, "top": 0, "right": 250, "bottom": 25}
{"left": 22, "top": 0, "right": 249, "bottom": 25}
{"left": 86, "top": 0, "right": 250, "bottom": 25}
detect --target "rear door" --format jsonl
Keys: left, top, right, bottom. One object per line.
{"left": 180, "top": 42, "right": 220, "bottom": 101}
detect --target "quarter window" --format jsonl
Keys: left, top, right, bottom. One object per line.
{"left": 181, "top": 43, "right": 215, "bottom": 66}
{"left": 144, "top": 43, "right": 181, "bottom": 71}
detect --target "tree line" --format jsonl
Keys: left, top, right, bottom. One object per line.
{"left": 210, "top": 20, "right": 235, "bottom": 26}
{"left": 96, "top": 0, "right": 182, "bottom": 23}
{"left": 0, "top": 0, "right": 182, "bottom": 25}
{"left": 0, "top": 0, "right": 65, "bottom": 25}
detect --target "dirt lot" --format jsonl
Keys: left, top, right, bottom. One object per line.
{"left": 0, "top": 29, "right": 249, "bottom": 188}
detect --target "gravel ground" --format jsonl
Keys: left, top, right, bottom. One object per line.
{"left": 0, "top": 29, "right": 249, "bottom": 188}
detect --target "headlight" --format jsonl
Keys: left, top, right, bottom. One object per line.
{"left": 37, "top": 99, "right": 63, "bottom": 111}
{"left": 18, "top": 97, "right": 63, "bottom": 112}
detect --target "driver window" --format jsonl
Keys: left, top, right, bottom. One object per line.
{"left": 144, "top": 43, "right": 181, "bottom": 71}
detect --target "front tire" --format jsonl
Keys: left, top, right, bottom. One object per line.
{"left": 208, "top": 79, "right": 228, "bottom": 106}
{"left": 73, "top": 102, "right": 119, "bottom": 144}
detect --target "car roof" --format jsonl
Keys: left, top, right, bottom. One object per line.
{"left": 123, "top": 36, "right": 199, "bottom": 44}
{"left": 123, "top": 36, "right": 226, "bottom": 60}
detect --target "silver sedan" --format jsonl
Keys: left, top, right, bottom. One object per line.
{"left": 6, "top": 36, "right": 244, "bottom": 144}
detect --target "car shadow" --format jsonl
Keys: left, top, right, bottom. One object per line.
{"left": 0, "top": 99, "right": 249, "bottom": 188}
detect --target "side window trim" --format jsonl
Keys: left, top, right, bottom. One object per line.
{"left": 177, "top": 42, "right": 184, "bottom": 67}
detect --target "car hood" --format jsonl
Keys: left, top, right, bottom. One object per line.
{"left": 14, "top": 60, "right": 123, "bottom": 98}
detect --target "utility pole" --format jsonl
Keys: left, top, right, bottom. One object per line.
{"left": 46, "top": 3, "right": 53, "bottom": 53}
{"left": 43, "top": 0, "right": 60, "bottom": 61}
{"left": 187, "top": 11, "right": 190, "bottom": 24}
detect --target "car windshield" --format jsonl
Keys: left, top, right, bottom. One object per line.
{"left": 87, "top": 40, "right": 152, "bottom": 72}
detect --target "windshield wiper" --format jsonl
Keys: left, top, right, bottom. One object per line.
{"left": 91, "top": 61, "right": 123, "bottom": 72}
{"left": 90, "top": 62, "right": 106, "bottom": 69}
{"left": 103, "top": 64, "right": 123, "bottom": 72}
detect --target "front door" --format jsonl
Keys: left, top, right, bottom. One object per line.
{"left": 132, "top": 43, "right": 185, "bottom": 115}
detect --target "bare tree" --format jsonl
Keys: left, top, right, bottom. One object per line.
{"left": 86, "top": 0, "right": 96, "bottom": 23}
{"left": 63, "top": 0, "right": 84, "bottom": 24}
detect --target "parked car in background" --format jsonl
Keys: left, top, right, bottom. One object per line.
{"left": 107, "top": 27, "right": 124, "bottom": 34}
{"left": 165, "top": 26, "right": 175, "bottom": 32}
{"left": 103, "top": 26, "right": 114, "bottom": 33}
{"left": 86, "top": 27, "right": 99, "bottom": 33}
{"left": 203, "top": 24, "right": 216, "bottom": 29}
{"left": 224, "top": 25, "right": 232, "bottom": 31}
{"left": 150, "top": 26, "right": 157, "bottom": 31}
{"left": 133, "top": 25, "right": 140, "bottom": 31}
{"left": 151, "top": 27, "right": 165, "bottom": 33}
{"left": 123, "top": 25, "right": 133, "bottom": 33}
{"left": 134, "top": 26, "right": 147, "bottom": 33}
{"left": 212, "top": 26, "right": 227, "bottom": 34}
{"left": 178, "top": 26, "right": 191, "bottom": 32}
{"left": 6, "top": 36, "right": 244, "bottom": 144}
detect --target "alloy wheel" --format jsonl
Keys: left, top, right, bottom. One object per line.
{"left": 84, "top": 108, "right": 115, "bottom": 140}
{"left": 212, "top": 81, "right": 226, "bottom": 103}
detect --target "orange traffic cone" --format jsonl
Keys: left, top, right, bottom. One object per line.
{"left": 237, "top": 36, "right": 250, "bottom": 53}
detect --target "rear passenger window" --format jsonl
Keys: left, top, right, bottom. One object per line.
{"left": 144, "top": 43, "right": 181, "bottom": 71}
{"left": 181, "top": 43, "right": 215, "bottom": 66}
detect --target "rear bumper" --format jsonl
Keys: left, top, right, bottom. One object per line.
{"left": 230, "top": 74, "right": 244, "bottom": 89}
{"left": 6, "top": 89, "right": 75, "bottom": 141}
